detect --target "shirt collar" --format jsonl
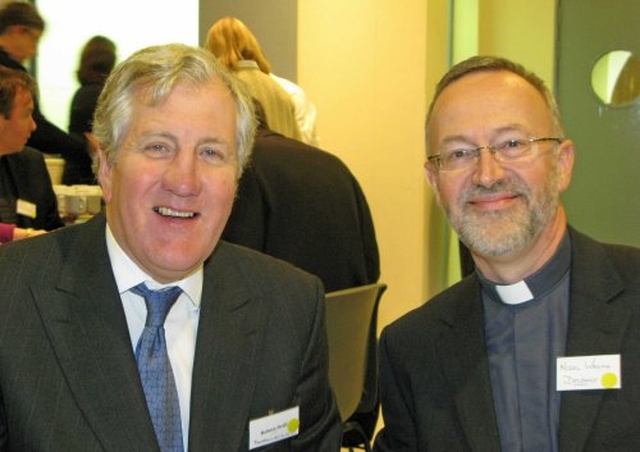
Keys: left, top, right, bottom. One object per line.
{"left": 237, "top": 59, "right": 260, "bottom": 69}
{"left": 478, "top": 231, "right": 571, "bottom": 305}
{"left": 105, "top": 224, "right": 203, "bottom": 308}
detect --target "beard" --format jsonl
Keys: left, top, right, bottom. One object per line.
{"left": 445, "top": 169, "right": 560, "bottom": 257}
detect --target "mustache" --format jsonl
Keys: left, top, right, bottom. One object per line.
{"left": 461, "top": 179, "right": 529, "bottom": 203}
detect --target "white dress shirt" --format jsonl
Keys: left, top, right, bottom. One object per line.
{"left": 105, "top": 225, "right": 202, "bottom": 450}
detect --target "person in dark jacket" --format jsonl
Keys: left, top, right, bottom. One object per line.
{"left": 0, "top": 66, "right": 63, "bottom": 237}
{"left": 0, "top": 1, "right": 93, "bottom": 185}
{"left": 223, "top": 101, "right": 380, "bottom": 293}
{"left": 69, "top": 35, "right": 116, "bottom": 137}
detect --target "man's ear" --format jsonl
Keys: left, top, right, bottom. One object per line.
{"left": 85, "top": 132, "right": 100, "bottom": 155}
{"left": 424, "top": 160, "right": 443, "bottom": 206}
{"left": 556, "top": 139, "right": 575, "bottom": 193}
{"left": 94, "top": 140, "right": 112, "bottom": 205}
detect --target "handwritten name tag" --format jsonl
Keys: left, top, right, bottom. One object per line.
{"left": 249, "top": 406, "right": 299, "bottom": 450}
{"left": 557, "top": 354, "right": 621, "bottom": 391}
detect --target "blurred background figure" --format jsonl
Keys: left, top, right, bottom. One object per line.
{"left": 205, "top": 16, "right": 307, "bottom": 143}
{"left": 0, "top": 66, "right": 62, "bottom": 242}
{"left": 0, "top": 1, "right": 93, "bottom": 185}
{"left": 223, "top": 100, "right": 379, "bottom": 293}
{"left": 69, "top": 35, "right": 116, "bottom": 138}
{"left": 270, "top": 72, "right": 320, "bottom": 146}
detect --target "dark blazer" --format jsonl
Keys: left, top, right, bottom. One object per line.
{"left": 222, "top": 128, "right": 380, "bottom": 293}
{"left": 69, "top": 82, "right": 104, "bottom": 136}
{"left": 2, "top": 146, "right": 64, "bottom": 230}
{"left": 0, "top": 214, "right": 342, "bottom": 452}
{"left": 373, "top": 228, "right": 640, "bottom": 452}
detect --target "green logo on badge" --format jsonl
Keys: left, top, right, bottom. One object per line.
{"left": 287, "top": 418, "right": 300, "bottom": 433}
{"left": 601, "top": 372, "right": 618, "bottom": 389}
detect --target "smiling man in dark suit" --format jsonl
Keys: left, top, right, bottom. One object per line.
{"left": 374, "top": 56, "right": 640, "bottom": 452}
{"left": 0, "top": 43, "right": 341, "bottom": 452}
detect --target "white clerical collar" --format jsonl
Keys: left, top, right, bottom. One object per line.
{"left": 477, "top": 230, "right": 572, "bottom": 306}
{"left": 494, "top": 280, "right": 534, "bottom": 305}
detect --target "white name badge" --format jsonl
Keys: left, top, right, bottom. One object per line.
{"left": 16, "top": 199, "right": 36, "bottom": 219}
{"left": 557, "top": 354, "right": 621, "bottom": 391}
{"left": 249, "top": 406, "right": 300, "bottom": 450}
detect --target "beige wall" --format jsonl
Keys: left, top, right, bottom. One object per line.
{"left": 298, "top": 0, "right": 557, "bottom": 333}
{"left": 298, "top": 0, "right": 432, "bottom": 331}
{"left": 478, "top": 0, "right": 556, "bottom": 88}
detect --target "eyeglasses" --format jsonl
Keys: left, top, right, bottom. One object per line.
{"left": 427, "top": 137, "right": 564, "bottom": 171}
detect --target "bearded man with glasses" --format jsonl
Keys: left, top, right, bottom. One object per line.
{"left": 373, "top": 55, "right": 640, "bottom": 452}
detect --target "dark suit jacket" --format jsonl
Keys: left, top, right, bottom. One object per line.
{"left": 0, "top": 214, "right": 342, "bottom": 451}
{"left": 2, "top": 146, "right": 64, "bottom": 231}
{"left": 222, "top": 128, "right": 380, "bottom": 293}
{"left": 373, "top": 228, "right": 640, "bottom": 452}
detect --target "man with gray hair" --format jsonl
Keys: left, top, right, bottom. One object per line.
{"left": 0, "top": 43, "right": 341, "bottom": 452}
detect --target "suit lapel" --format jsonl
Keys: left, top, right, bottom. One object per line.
{"left": 559, "top": 231, "right": 631, "bottom": 452}
{"left": 188, "top": 244, "right": 263, "bottom": 452}
{"left": 31, "top": 216, "right": 158, "bottom": 452}
{"left": 437, "top": 277, "right": 502, "bottom": 451}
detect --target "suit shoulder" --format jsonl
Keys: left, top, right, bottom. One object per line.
{"left": 6, "top": 146, "right": 45, "bottom": 165}
{"left": 383, "top": 276, "right": 479, "bottom": 341}
{"left": 214, "top": 240, "right": 322, "bottom": 287}
{"left": 570, "top": 228, "right": 640, "bottom": 284}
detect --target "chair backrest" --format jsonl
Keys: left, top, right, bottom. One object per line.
{"left": 325, "top": 283, "right": 387, "bottom": 421}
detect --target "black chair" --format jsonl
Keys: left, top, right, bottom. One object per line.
{"left": 325, "top": 283, "right": 387, "bottom": 452}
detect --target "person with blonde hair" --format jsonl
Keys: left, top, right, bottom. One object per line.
{"left": 205, "top": 16, "right": 315, "bottom": 143}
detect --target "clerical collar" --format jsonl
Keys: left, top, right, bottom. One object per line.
{"left": 478, "top": 231, "right": 571, "bottom": 305}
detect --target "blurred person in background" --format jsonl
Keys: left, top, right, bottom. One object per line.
{"left": 0, "top": 65, "right": 62, "bottom": 242}
{"left": 205, "top": 16, "right": 311, "bottom": 143}
{"left": 0, "top": 1, "right": 94, "bottom": 184}
{"left": 269, "top": 72, "right": 320, "bottom": 146}
{"left": 69, "top": 35, "right": 116, "bottom": 140}
{"left": 223, "top": 99, "right": 379, "bottom": 293}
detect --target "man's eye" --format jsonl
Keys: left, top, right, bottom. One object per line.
{"left": 448, "top": 149, "right": 471, "bottom": 160}
{"left": 502, "top": 139, "right": 525, "bottom": 149}
{"left": 145, "top": 144, "right": 169, "bottom": 154}
{"left": 201, "top": 147, "right": 227, "bottom": 162}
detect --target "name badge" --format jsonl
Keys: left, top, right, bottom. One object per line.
{"left": 249, "top": 406, "right": 299, "bottom": 450}
{"left": 17, "top": 199, "right": 36, "bottom": 219}
{"left": 557, "top": 354, "right": 621, "bottom": 391}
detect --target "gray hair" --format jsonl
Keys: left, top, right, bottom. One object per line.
{"left": 92, "top": 42, "right": 256, "bottom": 178}
{"left": 425, "top": 55, "right": 564, "bottom": 155}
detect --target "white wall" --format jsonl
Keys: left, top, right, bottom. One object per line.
{"left": 35, "top": 0, "right": 199, "bottom": 131}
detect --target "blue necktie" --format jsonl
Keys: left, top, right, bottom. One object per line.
{"left": 131, "top": 283, "right": 184, "bottom": 452}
